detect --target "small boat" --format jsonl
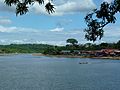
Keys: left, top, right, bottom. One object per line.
{"left": 79, "top": 62, "right": 88, "bottom": 64}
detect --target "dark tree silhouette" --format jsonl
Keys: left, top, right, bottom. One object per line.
{"left": 85, "top": 0, "right": 120, "bottom": 42}
{"left": 4, "top": 0, "right": 55, "bottom": 16}
{"left": 66, "top": 38, "right": 78, "bottom": 46}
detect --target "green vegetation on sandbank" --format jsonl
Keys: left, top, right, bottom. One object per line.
{"left": 0, "top": 39, "right": 120, "bottom": 60}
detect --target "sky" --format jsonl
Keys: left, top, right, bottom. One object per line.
{"left": 0, "top": 0, "right": 120, "bottom": 45}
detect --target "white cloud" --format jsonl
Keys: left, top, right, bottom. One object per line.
{"left": 0, "top": 24, "right": 119, "bottom": 45}
{"left": 50, "top": 27, "right": 64, "bottom": 32}
{"left": 0, "top": 0, "right": 15, "bottom": 12}
{"left": 0, "top": 19, "right": 12, "bottom": 25}
{"left": 104, "top": 0, "right": 113, "bottom": 3}
{"left": 54, "top": 0, "right": 96, "bottom": 15}
{"left": 0, "top": 25, "right": 85, "bottom": 45}
{"left": 0, "top": 39, "right": 66, "bottom": 45}
{"left": 0, "top": 25, "right": 17, "bottom": 32}
{"left": 32, "top": 0, "right": 96, "bottom": 16}
{"left": 0, "top": 0, "right": 96, "bottom": 16}
{"left": 0, "top": 16, "right": 12, "bottom": 25}
{"left": 0, "top": 25, "right": 41, "bottom": 33}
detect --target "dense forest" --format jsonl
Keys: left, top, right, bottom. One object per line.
{"left": 0, "top": 40, "right": 120, "bottom": 54}
{"left": 0, "top": 44, "right": 54, "bottom": 53}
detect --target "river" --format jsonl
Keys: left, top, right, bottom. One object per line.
{"left": 0, "top": 54, "right": 120, "bottom": 90}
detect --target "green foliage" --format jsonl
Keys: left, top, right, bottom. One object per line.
{"left": 41, "top": 40, "right": 120, "bottom": 55}
{"left": 85, "top": 0, "right": 120, "bottom": 42}
{"left": 0, "top": 40, "right": 120, "bottom": 54}
{"left": 45, "top": 2, "right": 55, "bottom": 14}
{"left": 0, "top": 44, "right": 54, "bottom": 53}
{"left": 4, "top": 0, "right": 55, "bottom": 16}
{"left": 66, "top": 38, "right": 78, "bottom": 46}
{"left": 16, "top": 3, "right": 28, "bottom": 15}
{"left": 99, "top": 43, "right": 109, "bottom": 48}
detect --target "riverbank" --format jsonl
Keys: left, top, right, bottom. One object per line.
{"left": 32, "top": 53, "right": 120, "bottom": 60}
{"left": 0, "top": 53, "right": 19, "bottom": 56}
{"left": 92, "top": 56, "right": 120, "bottom": 60}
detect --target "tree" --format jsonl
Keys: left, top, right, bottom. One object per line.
{"left": 85, "top": 0, "right": 120, "bottom": 42}
{"left": 84, "top": 43, "right": 92, "bottom": 48}
{"left": 117, "top": 40, "right": 120, "bottom": 44}
{"left": 4, "top": 0, "right": 55, "bottom": 16}
{"left": 66, "top": 38, "right": 78, "bottom": 46}
{"left": 99, "top": 43, "right": 109, "bottom": 49}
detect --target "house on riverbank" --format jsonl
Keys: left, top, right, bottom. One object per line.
{"left": 60, "top": 49, "right": 120, "bottom": 57}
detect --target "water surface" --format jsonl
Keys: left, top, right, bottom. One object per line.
{"left": 0, "top": 54, "right": 120, "bottom": 90}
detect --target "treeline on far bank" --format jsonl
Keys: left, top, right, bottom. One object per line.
{"left": 43, "top": 40, "right": 120, "bottom": 55}
{"left": 0, "top": 44, "right": 54, "bottom": 53}
{"left": 0, "top": 40, "right": 120, "bottom": 54}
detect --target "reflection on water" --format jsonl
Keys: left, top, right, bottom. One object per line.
{"left": 0, "top": 54, "right": 120, "bottom": 90}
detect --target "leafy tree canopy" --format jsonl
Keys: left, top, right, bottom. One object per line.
{"left": 85, "top": 0, "right": 120, "bottom": 42}
{"left": 66, "top": 38, "right": 78, "bottom": 46}
{"left": 4, "top": 0, "right": 55, "bottom": 16}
